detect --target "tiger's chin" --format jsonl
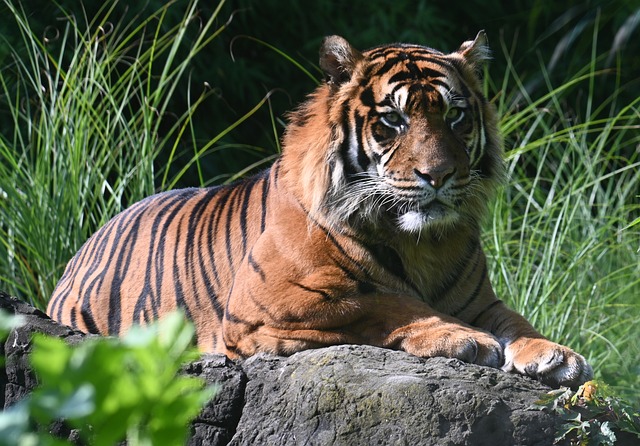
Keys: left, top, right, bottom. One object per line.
{"left": 395, "top": 204, "right": 460, "bottom": 234}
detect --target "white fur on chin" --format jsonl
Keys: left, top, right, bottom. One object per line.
{"left": 396, "top": 208, "right": 459, "bottom": 233}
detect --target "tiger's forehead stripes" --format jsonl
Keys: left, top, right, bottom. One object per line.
{"left": 365, "top": 44, "right": 442, "bottom": 60}
{"left": 354, "top": 47, "right": 479, "bottom": 117}
{"left": 364, "top": 45, "right": 457, "bottom": 74}
{"left": 359, "top": 72, "right": 470, "bottom": 116}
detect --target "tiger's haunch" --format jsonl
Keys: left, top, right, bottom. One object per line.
{"left": 48, "top": 32, "right": 592, "bottom": 389}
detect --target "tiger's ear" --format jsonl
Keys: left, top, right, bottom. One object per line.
{"left": 457, "top": 31, "right": 491, "bottom": 69}
{"left": 319, "top": 36, "right": 363, "bottom": 86}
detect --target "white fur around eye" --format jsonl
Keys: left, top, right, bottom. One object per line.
{"left": 445, "top": 107, "right": 465, "bottom": 127}
{"left": 380, "top": 111, "right": 407, "bottom": 132}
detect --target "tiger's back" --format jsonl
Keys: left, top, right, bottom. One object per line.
{"left": 48, "top": 169, "right": 272, "bottom": 351}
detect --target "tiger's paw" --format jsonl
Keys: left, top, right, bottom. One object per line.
{"left": 402, "top": 325, "right": 504, "bottom": 368}
{"left": 502, "top": 338, "right": 593, "bottom": 389}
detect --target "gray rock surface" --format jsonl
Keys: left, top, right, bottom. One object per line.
{"left": 1, "top": 291, "right": 561, "bottom": 445}
{"left": 232, "top": 347, "right": 556, "bottom": 446}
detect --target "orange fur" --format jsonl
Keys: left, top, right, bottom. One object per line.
{"left": 48, "top": 33, "right": 592, "bottom": 388}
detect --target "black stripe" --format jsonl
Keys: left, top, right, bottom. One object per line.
{"left": 223, "top": 306, "right": 258, "bottom": 330}
{"left": 71, "top": 203, "right": 142, "bottom": 306}
{"left": 133, "top": 193, "right": 190, "bottom": 324}
{"left": 239, "top": 178, "right": 258, "bottom": 256}
{"left": 388, "top": 71, "right": 413, "bottom": 84}
{"left": 260, "top": 173, "right": 270, "bottom": 233}
{"left": 428, "top": 239, "right": 479, "bottom": 302}
{"left": 429, "top": 78, "right": 452, "bottom": 91}
{"left": 375, "top": 56, "right": 406, "bottom": 77}
{"left": 224, "top": 187, "right": 243, "bottom": 269}
{"left": 248, "top": 251, "right": 266, "bottom": 282}
{"left": 125, "top": 192, "right": 191, "bottom": 327}
{"left": 329, "top": 254, "right": 363, "bottom": 284}
{"left": 98, "top": 195, "right": 165, "bottom": 335}
{"left": 338, "top": 108, "right": 359, "bottom": 178}
{"left": 184, "top": 191, "right": 219, "bottom": 310}
{"left": 271, "top": 160, "right": 281, "bottom": 187}
{"left": 192, "top": 190, "right": 226, "bottom": 322}
{"left": 491, "top": 312, "right": 513, "bottom": 339}
{"left": 190, "top": 189, "right": 223, "bottom": 308}
{"left": 147, "top": 192, "right": 197, "bottom": 324}
{"left": 374, "top": 92, "right": 395, "bottom": 108}
{"left": 210, "top": 187, "right": 234, "bottom": 286}
{"left": 360, "top": 88, "right": 375, "bottom": 107}
{"left": 51, "top": 208, "right": 115, "bottom": 320}
{"left": 223, "top": 341, "right": 243, "bottom": 356}
{"left": 421, "top": 66, "right": 447, "bottom": 78}
{"left": 389, "top": 64, "right": 446, "bottom": 84}
{"left": 303, "top": 207, "right": 373, "bottom": 281}
{"left": 291, "top": 281, "right": 333, "bottom": 301}
{"left": 172, "top": 213, "right": 195, "bottom": 324}
{"left": 354, "top": 113, "right": 370, "bottom": 171}
{"left": 451, "top": 265, "right": 487, "bottom": 318}
{"left": 382, "top": 143, "right": 400, "bottom": 167}
{"left": 106, "top": 214, "right": 144, "bottom": 335}
{"left": 402, "top": 51, "right": 450, "bottom": 63}
{"left": 203, "top": 188, "right": 230, "bottom": 289}
{"left": 368, "top": 46, "right": 441, "bottom": 61}
{"left": 470, "top": 101, "right": 483, "bottom": 164}
{"left": 366, "top": 244, "right": 406, "bottom": 281}
{"left": 70, "top": 307, "right": 77, "bottom": 327}
{"left": 183, "top": 189, "right": 226, "bottom": 322}
{"left": 462, "top": 246, "right": 482, "bottom": 282}
{"left": 406, "top": 60, "right": 424, "bottom": 79}
{"left": 469, "top": 300, "right": 503, "bottom": 326}
{"left": 81, "top": 306, "right": 100, "bottom": 334}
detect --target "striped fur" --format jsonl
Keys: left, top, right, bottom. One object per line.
{"left": 48, "top": 33, "right": 592, "bottom": 388}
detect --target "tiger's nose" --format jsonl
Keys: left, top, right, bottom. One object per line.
{"left": 414, "top": 166, "right": 455, "bottom": 189}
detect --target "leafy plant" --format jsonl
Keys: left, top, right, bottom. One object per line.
{"left": 0, "top": 311, "right": 216, "bottom": 446}
{"left": 537, "top": 381, "right": 640, "bottom": 445}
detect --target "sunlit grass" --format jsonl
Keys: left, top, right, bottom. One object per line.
{"left": 485, "top": 41, "right": 640, "bottom": 401}
{"left": 0, "top": 0, "right": 253, "bottom": 306}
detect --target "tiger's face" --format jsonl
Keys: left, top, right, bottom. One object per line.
{"left": 316, "top": 33, "right": 503, "bottom": 235}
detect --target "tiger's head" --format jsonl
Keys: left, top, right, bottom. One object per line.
{"left": 283, "top": 32, "right": 504, "bottom": 237}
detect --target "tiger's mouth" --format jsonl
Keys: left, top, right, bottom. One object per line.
{"left": 388, "top": 199, "right": 461, "bottom": 233}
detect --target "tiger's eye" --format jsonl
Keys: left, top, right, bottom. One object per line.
{"left": 381, "top": 111, "right": 405, "bottom": 128}
{"left": 445, "top": 107, "right": 463, "bottom": 121}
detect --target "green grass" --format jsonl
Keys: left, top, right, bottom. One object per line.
{"left": 485, "top": 37, "right": 640, "bottom": 402}
{"left": 0, "top": 0, "right": 638, "bottom": 405}
{"left": 0, "top": 0, "right": 243, "bottom": 306}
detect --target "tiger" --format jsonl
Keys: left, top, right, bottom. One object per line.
{"left": 47, "top": 32, "right": 592, "bottom": 388}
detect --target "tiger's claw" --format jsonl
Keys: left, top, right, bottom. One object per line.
{"left": 502, "top": 338, "right": 593, "bottom": 388}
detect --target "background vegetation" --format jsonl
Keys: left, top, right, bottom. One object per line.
{"left": 0, "top": 0, "right": 638, "bottom": 405}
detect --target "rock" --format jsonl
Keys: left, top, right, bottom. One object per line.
{"left": 232, "top": 347, "right": 555, "bottom": 446}
{"left": 184, "top": 356, "right": 247, "bottom": 445}
{"left": 0, "top": 291, "right": 565, "bottom": 445}
{"left": 1, "top": 293, "right": 93, "bottom": 410}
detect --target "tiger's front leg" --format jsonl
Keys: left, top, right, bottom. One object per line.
{"left": 502, "top": 335, "right": 593, "bottom": 389}
{"left": 469, "top": 294, "right": 592, "bottom": 388}
{"left": 221, "top": 260, "right": 503, "bottom": 367}
{"left": 368, "top": 296, "right": 504, "bottom": 368}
